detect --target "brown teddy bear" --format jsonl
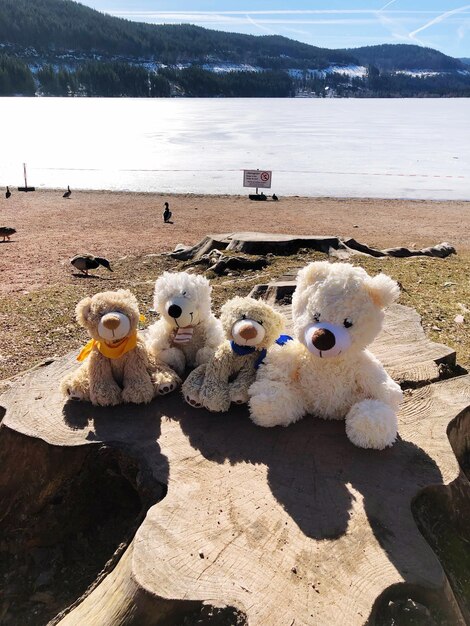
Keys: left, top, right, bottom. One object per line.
{"left": 61, "top": 289, "right": 181, "bottom": 406}
{"left": 182, "top": 296, "right": 287, "bottom": 412}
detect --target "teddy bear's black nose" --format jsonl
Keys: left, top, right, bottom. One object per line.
{"left": 168, "top": 304, "right": 182, "bottom": 319}
{"left": 311, "top": 328, "right": 336, "bottom": 351}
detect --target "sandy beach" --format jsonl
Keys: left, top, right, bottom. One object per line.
{"left": 1, "top": 190, "right": 469, "bottom": 294}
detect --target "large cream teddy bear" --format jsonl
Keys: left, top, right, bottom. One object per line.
{"left": 147, "top": 271, "right": 224, "bottom": 377}
{"left": 183, "top": 296, "right": 287, "bottom": 412}
{"left": 61, "top": 289, "right": 181, "bottom": 406}
{"left": 248, "top": 261, "right": 403, "bottom": 449}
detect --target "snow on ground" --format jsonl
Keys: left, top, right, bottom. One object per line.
{"left": 0, "top": 97, "right": 469, "bottom": 200}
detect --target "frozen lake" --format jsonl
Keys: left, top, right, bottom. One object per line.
{"left": 1, "top": 97, "right": 469, "bottom": 199}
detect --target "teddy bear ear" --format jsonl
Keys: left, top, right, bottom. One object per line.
{"left": 296, "top": 261, "right": 332, "bottom": 291}
{"left": 365, "top": 273, "right": 400, "bottom": 309}
{"left": 75, "top": 296, "right": 92, "bottom": 326}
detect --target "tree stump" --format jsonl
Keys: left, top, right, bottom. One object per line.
{"left": 169, "top": 232, "right": 455, "bottom": 261}
{"left": 1, "top": 302, "right": 469, "bottom": 625}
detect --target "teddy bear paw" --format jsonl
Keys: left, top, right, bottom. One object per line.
{"left": 156, "top": 380, "right": 178, "bottom": 396}
{"left": 153, "top": 369, "right": 181, "bottom": 396}
{"left": 229, "top": 387, "right": 249, "bottom": 405}
{"left": 345, "top": 399, "right": 398, "bottom": 450}
{"left": 184, "top": 391, "right": 203, "bottom": 408}
{"left": 65, "top": 386, "right": 87, "bottom": 402}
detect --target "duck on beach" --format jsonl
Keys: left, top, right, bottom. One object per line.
{"left": 70, "top": 254, "right": 113, "bottom": 276}
{"left": 163, "top": 201, "right": 172, "bottom": 223}
{"left": 63, "top": 185, "right": 72, "bottom": 199}
{"left": 5, "top": 186, "right": 11, "bottom": 199}
{"left": 0, "top": 227, "right": 16, "bottom": 241}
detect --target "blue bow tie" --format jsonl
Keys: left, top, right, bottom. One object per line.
{"left": 230, "top": 334, "right": 292, "bottom": 370}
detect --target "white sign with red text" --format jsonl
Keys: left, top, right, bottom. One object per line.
{"left": 243, "top": 169, "right": 272, "bottom": 189}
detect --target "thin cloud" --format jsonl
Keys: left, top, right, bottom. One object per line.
{"left": 109, "top": 12, "right": 380, "bottom": 26}
{"left": 245, "top": 14, "right": 276, "bottom": 35}
{"left": 379, "top": 0, "right": 399, "bottom": 11}
{"left": 110, "top": 10, "right": 448, "bottom": 18}
{"left": 409, "top": 4, "right": 470, "bottom": 40}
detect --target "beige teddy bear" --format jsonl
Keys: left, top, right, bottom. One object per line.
{"left": 61, "top": 289, "right": 181, "bottom": 406}
{"left": 182, "top": 296, "right": 287, "bottom": 412}
{"left": 147, "top": 271, "right": 224, "bottom": 377}
{"left": 248, "top": 261, "right": 403, "bottom": 449}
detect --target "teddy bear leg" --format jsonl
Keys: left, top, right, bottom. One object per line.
{"left": 159, "top": 348, "right": 186, "bottom": 378}
{"left": 345, "top": 399, "right": 398, "bottom": 450}
{"left": 61, "top": 366, "right": 91, "bottom": 402}
{"left": 89, "top": 381, "right": 122, "bottom": 407}
{"left": 195, "top": 346, "right": 215, "bottom": 367}
{"left": 152, "top": 365, "right": 181, "bottom": 397}
{"left": 248, "top": 379, "right": 306, "bottom": 427}
{"left": 200, "top": 383, "right": 231, "bottom": 413}
{"left": 229, "top": 382, "right": 250, "bottom": 405}
{"left": 182, "top": 364, "right": 206, "bottom": 408}
{"left": 122, "top": 373, "right": 155, "bottom": 404}
{"left": 229, "top": 368, "right": 256, "bottom": 405}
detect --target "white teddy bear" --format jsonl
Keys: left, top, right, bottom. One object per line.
{"left": 248, "top": 261, "right": 403, "bottom": 450}
{"left": 147, "top": 271, "right": 224, "bottom": 377}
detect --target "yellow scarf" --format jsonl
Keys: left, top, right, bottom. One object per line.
{"left": 77, "top": 332, "right": 138, "bottom": 361}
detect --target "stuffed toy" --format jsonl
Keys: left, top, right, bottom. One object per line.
{"left": 147, "top": 271, "right": 224, "bottom": 377}
{"left": 248, "top": 261, "right": 403, "bottom": 450}
{"left": 183, "top": 296, "right": 288, "bottom": 412}
{"left": 61, "top": 289, "right": 181, "bottom": 406}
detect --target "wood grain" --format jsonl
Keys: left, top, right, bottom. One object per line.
{"left": 0, "top": 303, "right": 469, "bottom": 625}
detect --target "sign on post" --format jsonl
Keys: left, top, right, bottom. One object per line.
{"left": 243, "top": 170, "right": 272, "bottom": 189}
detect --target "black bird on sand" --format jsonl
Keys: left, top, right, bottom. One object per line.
{"left": 272, "top": 193, "right": 278, "bottom": 201}
{"left": 0, "top": 227, "right": 16, "bottom": 241}
{"left": 63, "top": 185, "right": 72, "bottom": 199}
{"left": 70, "top": 254, "right": 113, "bottom": 276}
{"left": 163, "top": 201, "right": 172, "bottom": 223}
{"left": 5, "top": 186, "right": 11, "bottom": 199}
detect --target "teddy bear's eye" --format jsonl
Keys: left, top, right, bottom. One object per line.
{"left": 182, "top": 291, "right": 187, "bottom": 297}
{"left": 257, "top": 320, "right": 264, "bottom": 326}
{"left": 241, "top": 314, "right": 247, "bottom": 320}
{"left": 344, "top": 318, "right": 353, "bottom": 328}
{"left": 313, "top": 313, "right": 321, "bottom": 323}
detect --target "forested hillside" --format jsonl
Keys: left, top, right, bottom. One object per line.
{"left": 0, "top": 0, "right": 469, "bottom": 98}
{"left": 0, "top": 0, "right": 354, "bottom": 67}
{"left": 340, "top": 44, "right": 464, "bottom": 71}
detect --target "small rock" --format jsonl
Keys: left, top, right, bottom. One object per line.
{"left": 198, "top": 550, "right": 204, "bottom": 559}
{"left": 353, "top": 224, "right": 358, "bottom": 228}
{"left": 454, "top": 314, "right": 465, "bottom": 324}
{"left": 442, "top": 282, "right": 456, "bottom": 288}
{"left": 431, "top": 325, "right": 442, "bottom": 332}
{"left": 291, "top": 566, "right": 297, "bottom": 574}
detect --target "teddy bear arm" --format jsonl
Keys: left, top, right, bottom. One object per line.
{"left": 229, "top": 360, "right": 257, "bottom": 405}
{"left": 198, "top": 345, "right": 232, "bottom": 412}
{"left": 148, "top": 355, "right": 181, "bottom": 396}
{"left": 121, "top": 347, "right": 155, "bottom": 404}
{"left": 205, "top": 316, "right": 225, "bottom": 349}
{"left": 194, "top": 317, "right": 224, "bottom": 367}
{"left": 147, "top": 319, "right": 171, "bottom": 351}
{"left": 195, "top": 345, "right": 216, "bottom": 367}
{"left": 182, "top": 363, "right": 207, "bottom": 407}
{"left": 61, "top": 362, "right": 91, "bottom": 402}
{"left": 88, "top": 351, "right": 122, "bottom": 406}
{"left": 356, "top": 351, "right": 403, "bottom": 409}
{"left": 249, "top": 377, "right": 306, "bottom": 427}
{"left": 156, "top": 347, "right": 186, "bottom": 378}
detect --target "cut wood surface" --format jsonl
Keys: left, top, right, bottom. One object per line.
{"left": 1, "top": 303, "right": 469, "bottom": 625}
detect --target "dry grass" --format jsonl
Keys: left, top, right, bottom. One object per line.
{"left": 0, "top": 249, "right": 469, "bottom": 384}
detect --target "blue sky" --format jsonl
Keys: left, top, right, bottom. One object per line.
{"left": 79, "top": 1, "right": 470, "bottom": 57}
